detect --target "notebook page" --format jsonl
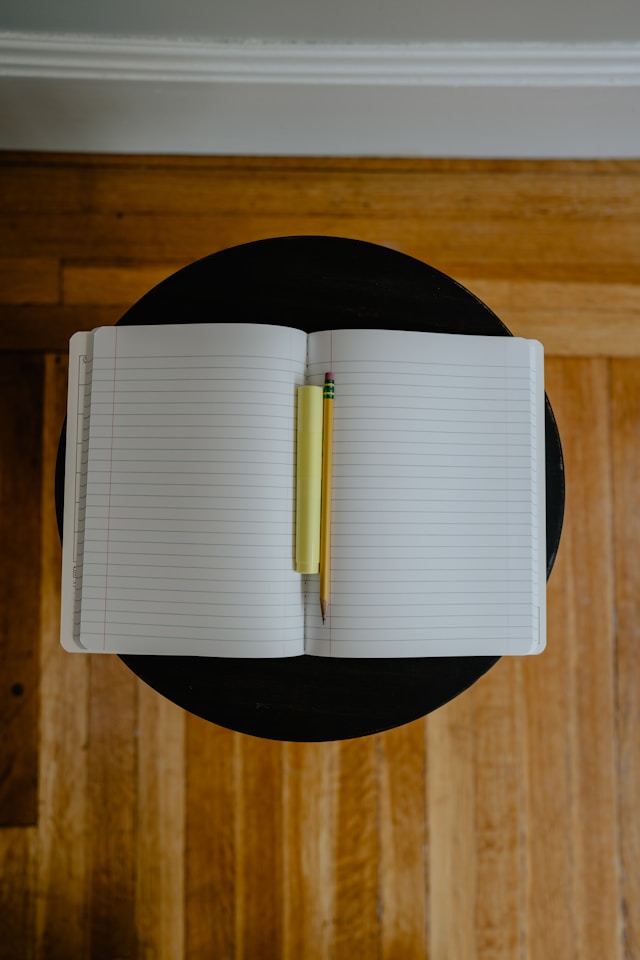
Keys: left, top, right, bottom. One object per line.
{"left": 304, "top": 328, "right": 545, "bottom": 657}
{"left": 75, "top": 323, "right": 307, "bottom": 657}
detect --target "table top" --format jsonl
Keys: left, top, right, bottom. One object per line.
{"left": 56, "top": 236, "right": 564, "bottom": 741}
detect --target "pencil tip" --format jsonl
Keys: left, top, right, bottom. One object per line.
{"left": 320, "top": 599, "right": 328, "bottom": 622}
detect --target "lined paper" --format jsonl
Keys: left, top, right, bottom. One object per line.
{"left": 304, "top": 329, "right": 545, "bottom": 657}
{"left": 73, "top": 323, "right": 307, "bottom": 656}
{"left": 61, "top": 323, "right": 545, "bottom": 659}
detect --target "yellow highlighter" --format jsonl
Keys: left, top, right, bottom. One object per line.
{"left": 295, "top": 386, "right": 323, "bottom": 573}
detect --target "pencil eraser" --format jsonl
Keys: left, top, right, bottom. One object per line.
{"left": 325, "top": 371, "right": 334, "bottom": 380}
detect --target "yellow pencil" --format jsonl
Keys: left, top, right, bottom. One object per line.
{"left": 320, "top": 372, "right": 334, "bottom": 622}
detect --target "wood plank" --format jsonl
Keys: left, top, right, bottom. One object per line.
{"left": 3, "top": 297, "right": 640, "bottom": 357}
{"left": 524, "top": 358, "right": 622, "bottom": 960}
{"left": 63, "top": 261, "right": 188, "bottom": 306}
{"left": 455, "top": 276, "right": 640, "bottom": 313}
{"left": 1, "top": 154, "right": 639, "bottom": 220}
{"left": 0, "top": 828, "right": 36, "bottom": 960}
{"left": 3, "top": 154, "right": 639, "bottom": 174}
{"left": 236, "top": 737, "right": 284, "bottom": 960}
{"left": 377, "top": 719, "right": 428, "bottom": 959}
{"left": 35, "top": 354, "right": 90, "bottom": 960}
{"left": 452, "top": 275, "right": 640, "bottom": 355}
{"left": 0, "top": 354, "right": 43, "bottom": 826}
{"left": 2, "top": 214, "right": 640, "bottom": 267}
{"left": 0, "top": 258, "right": 59, "bottom": 304}
{"left": 282, "top": 741, "right": 337, "bottom": 960}
{"left": 1, "top": 154, "right": 640, "bottom": 358}
{"left": 60, "top": 267, "right": 640, "bottom": 357}
{"left": 332, "top": 737, "right": 379, "bottom": 958}
{"left": 455, "top": 274, "right": 640, "bottom": 356}
{"left": 0, "top": 306, "right": 120, "bottom": 352}
{"left": 185, "top": 717, "right": 238, "bottom": 960}
{"left": 473, "top": 660, "right": 525, "bottom": 960}
{"left": 521, "top": 590, "right": 574, "bottom": 960}
{"left": 611, "top": 359, "right": 640, "bottom": 959}
{"left": 87, "top": 656, "right": 138, "bottom": 960}
{"left": 479, "top": 311, "right": 640, "bottom": 357}
{"left": 427, "top": 691, "right": 477, "bottom": 959}
{"left": 63, "top": 264, "right": 640, "bottom": 331}
{"left": 135, "top": 683, "right": 186, "bottom": 960}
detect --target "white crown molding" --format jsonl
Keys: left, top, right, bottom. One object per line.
{"left": 1, "top": 33, "right": 640, "bottom": 86}
{"left": 0, "top": 32, "right": 639, "bottom": 156}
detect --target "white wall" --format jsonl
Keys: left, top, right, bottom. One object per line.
{"left": 1, "top": 0, "right": 639, "bottom": 156}
{"left": 2, "top": 0, "right": 640, "bottom": 43}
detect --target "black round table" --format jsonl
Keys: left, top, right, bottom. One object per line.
{"left": 56, "top": 236, "right": 564, "bottom": 741}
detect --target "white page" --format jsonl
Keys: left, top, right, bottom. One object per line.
{"left": 304, "top": 328, "right": 545, "bottom": 657}
{"left": 69, "top": 323, "right": 307, "bottom": 657}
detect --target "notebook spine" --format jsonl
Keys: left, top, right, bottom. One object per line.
{"left": 529, "top": 343, "right": 540, "bottom": 642}
{"left": 71, "top": 345, "right": 94, "bottom": 646}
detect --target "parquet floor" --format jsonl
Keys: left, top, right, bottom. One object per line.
{"left": 1, "top": 153, "right": 639, "bottom": 959}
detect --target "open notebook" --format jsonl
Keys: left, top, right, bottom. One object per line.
{"left": 60, "top": 323, "right": 546, "bottom": 658}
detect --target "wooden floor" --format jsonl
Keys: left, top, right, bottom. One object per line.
{"left": 1, "top": 153, "right": 639, "bottom": 959}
